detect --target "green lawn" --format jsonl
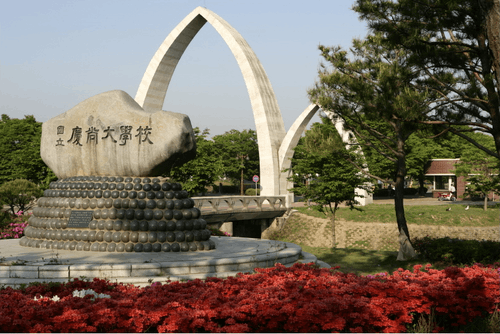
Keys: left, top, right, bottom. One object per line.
{"left": 295, "top": 203, "right": 499, "bottom": 227}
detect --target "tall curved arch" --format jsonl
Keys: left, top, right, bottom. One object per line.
{"left": 135, "top": 6, "right": 286, "bottom": 196}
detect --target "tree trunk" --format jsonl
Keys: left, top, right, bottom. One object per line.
{"left": 394, "top": 151, "right": 417, "bottom": 261}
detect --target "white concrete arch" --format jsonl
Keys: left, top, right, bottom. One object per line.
{"left": 135, "top": 6, "right": 286, "bottom": 196}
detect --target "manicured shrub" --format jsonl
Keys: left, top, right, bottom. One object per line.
{"left": 0, "top": 210, "right": 30, "bottom": 239}
{"left": 413, "top": 236, "right": 500, "bottom": 265}
{"left": 245, "top": 188, "right": 260, "bottom": 196}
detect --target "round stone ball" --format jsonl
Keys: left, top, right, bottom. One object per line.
{"left": 166, "top": 232, "right": 176, "bottom": 242}
{"left": 125, "top": 183, "right": 133, "bottom": 190}
{"left": 148, "top": 232, "right": 157, "bottom": 243}
{"left": 137, "top": 200, "right": 146, "bottom": 210}
{"left": 116, "top": 243, "right": 125, "bottom": 252}
{"left": 105, "top": 198, "right": 113, "bottom": 208}
{"left": 162, "top": 243, "right": 171, "bottom": 252}
{"left": 138, "top": 232, "right": 148, "bottom": 243}
{"left": 164, "top": 210, "right": 174, "bottom": 220}
{"left": 97, "top": 221, "right": 106, "bottom": 230}
{"left": 133, "top": 183, "right": 142, "bottom": 191}
{"left": 171, "top": 242, "right": 180, "bottom": 252}
{"left": 134, "top": 243, "right": 143, "bottom": 252}
{"left": 157, "top": 232, "right": 167, "bottom": 243}
{"left": 129, "top": 200, "right": 138, "bottom": 209}
{"left": 152, "top": 183, "right": 161, "bottom": 191}
{"left": 148, "top": 220, "right": 158, "bottom": 231}
{"left": 122, "top": 220, "right": 131, "bottom": 230}
{"left": 143, "top": 209, "right": 153, "bottom": 221}
{"left": 113, "top": 220, "right": 123, "bottom": 231}
{"left": 153, "top": 210, "right": 163, "bottom": 220}
{"left": 146, "top": 192, "right": 156, "bottom": 200}
{"left": 96, "top": 231, "right": 104, "bottom": 242}
{"left": 156, "top": 199, "right": 166, "bottom": 209}
{"left": 199, "top": 219, "right": 207, "bottom": 229}
{"left": 143, "top": 243, "right": 153, "bottom": 252}
{"left": 146, "top": 200, "right": 156, "bottom": 209}
{"left": 116, "top": 183, "right": 124, "bottom": 190}
{"left": 93, "top": 210, "right": 101, "bottom": 220}
{"left": 165, "top": 191, "right": 174, "bottom": 199}
{"left": 173, "top": 200, "right": 183, "bottom": 210}
{"left": 138, "top": 192, "right": 147, "bottom": 200}
{"left": 189, "top": 243, "right": 197, "bottom": 251}
{"left": 74, "top": 231, "right": 82, "bottom": 241}
{"left": 173, "top": 210, "right": 183, "bottom": 220}
{"left": 155, "top": 191, "right": 164, "bottom": 199}
{"left": 99, "top": 243, "right": 108, "bottom": 252}
{"left": 88, "top": 231, "right": 97, "bottom": 242}
{"left": 100, "top": 209, "right": 109, "bottom": 220}
{"left": 143, "top": 184, "right": 152, "bottom": 192}
{"left": 139, "top": 220, "right": 148, "bottom": 231}
{"left": 121, "top": 199, "right": 130, "bottom": 209}
{"left": 182, "top": 198, "right": 194, "bottom": 209}
{"left": 130, "top": 232, "right": 139, "bottom": 243}
{"left": 105, "top": 221, "right": 114, "bottom": 231}
{"left": 111, "top": 191, "right": 120, "bottom": 199}
{"left": 121, "top": 231, "right": 130, "bottom": 243}
{"left": 193, "top": 230, "right": 202, "bottom": 241}
{"left": 191, "top": 208, "right": 201, "bottom": 219}
{"left": 201, "top": 229, "right": 211, "bottom": 241}
{"left": 107, "top": 243, "right": 116, "bottom": 252}
{"left": 175, "top": 231, "right": 185, "bottom": 242}
{"left": 182, "top": 209, "right": 192, "bottom": 220}
{"left": 83, "top": 243, "right": 91, "bottom": 251}
{"left": 116, "top": 209, "right": 126, "bottom": 219}
{"left": 180, "top": 242, "right": 189, "bottom": 252}
{"left": 125, "top": 243, "right": 134, "bottom": 252}
{"left": 125, "top": 209, "right": 135, "bottom": 220}
{"left": 130, "top": 220, "right": 139, "bottom": 231}
{"left": 103, "top": 231, "right": 113, "bottom": 242}
{"left": 129, "top": 191, "right": 137, "bottom": 199}
{"left": 165, "top": 200, "right": 174, "bottom": 210}
{"left": 90, "top": 243, "right": 100, "bottom": 252}
{"left": 161, "top": 183, "right": 172, "bottom": 191}
{"left": 112, "top": 232, "right": 121, "bottom": 243}
{"left": 81, "top": 231, "right": 89, "bottom": 241}
{"left": 157, "top": 221, "right": 167, "bottom": 231}
{"left": 152, "top": 243, "right": 162, "bottom": 252}
{"left": 185, "top": 231, "right": 194, "bottom": 242}
{"left": 175, "top": 220, "right": 185, "bottom": 231}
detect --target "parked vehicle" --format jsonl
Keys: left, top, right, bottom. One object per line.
{"left": 437, "top": 192, "right": 456, "bottom": 201}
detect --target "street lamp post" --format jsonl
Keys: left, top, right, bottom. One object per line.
{"left": 237, "top": 154, "right": 249, "bottom": 195}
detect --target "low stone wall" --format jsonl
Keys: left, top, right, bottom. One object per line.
{"left": 334, "top": 221, "right": 500, "bottom": 251}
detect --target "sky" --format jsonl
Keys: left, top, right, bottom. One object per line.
{"left": 1, "top": 0, "right": 368, "bottom": 137}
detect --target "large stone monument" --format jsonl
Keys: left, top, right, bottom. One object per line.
{"left": 20, "top": 90, "right": 217, "bottom": 253}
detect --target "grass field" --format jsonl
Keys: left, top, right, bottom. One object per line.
{"left": 295, "top": 203, "right": 500, "bottom": 227}
{"left": 278, "top": 203, "right": 500, "bottom": 275}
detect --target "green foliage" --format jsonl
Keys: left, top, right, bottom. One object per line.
{"left": 454, "top": 133, "right": 500, "bottom": 209}
{"left": 288, "top": 118, "right": 370, "bottom": 221}
{"left": 245, "top": 188, "right": 260, "bottom": 196}
{"left": 0, "top": 114, "right": 56, "bottom": 188}
{"left": 354, "top": 0, "right": 500, "bottom": 159}
{"left": 0, "top": 179, "right": 43, "bottom": 215}
{"left": 413, "top": 236, "right": 500, "bottom": 266}
{"left": 212, "top": 129, "right": 259, "bottom": 190}
{"left": 169, "top": 128, "right": 224, "bottom": 195}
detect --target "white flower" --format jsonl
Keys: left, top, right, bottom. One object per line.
{"left": 72, "top": 289, "right": 110, "bottom": 300}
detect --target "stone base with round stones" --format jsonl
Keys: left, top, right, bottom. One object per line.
{"left": 20, "top": 176, "right": 215, "bottom": 253}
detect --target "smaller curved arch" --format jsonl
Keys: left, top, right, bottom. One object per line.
{"left": 278, "top": 104, "right": 320, "bottom": 196}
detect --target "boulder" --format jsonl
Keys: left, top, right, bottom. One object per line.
{"left": 41, "top": 90, "right": 196, "bottom": 178}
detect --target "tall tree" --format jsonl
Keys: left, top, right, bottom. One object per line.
{"left": 212, "top": 129, "right": 259, "bottom": 194}
{"left": 288, "top": 118, "right": 371, "bottom": 247}
{"left": 354, "top": 0, "right": 500, "bottom": 158}
{"left": 168, "top": 128, "right": 223, "bottom": 196}
{"left": 309, "top": 33, "right": 434, "bottom": 260}
{"left": 0, "top": 114, "right": 56, "bottom": 188}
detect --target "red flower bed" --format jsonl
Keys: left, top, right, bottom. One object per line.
{"left": 0, "top": 263, "right": 498, "bottom": 333}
